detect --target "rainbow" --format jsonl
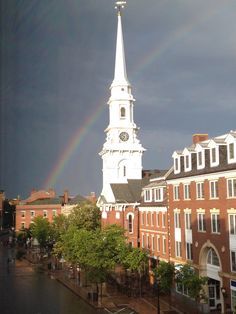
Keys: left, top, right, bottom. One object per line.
{"left": 44, "top": 3, "right": 224, "bottom": 189}
{"left": 43, "top": 103, "right": 105, "bottom": 189}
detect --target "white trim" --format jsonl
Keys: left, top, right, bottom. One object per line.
{"left": 167, "top": 169, "right": 236, "bottom": 184}
{"left": 139, "top": 206, "right": 167, "bottom": 212}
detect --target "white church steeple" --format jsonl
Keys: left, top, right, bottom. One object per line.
{"left": 99, "top": 1, "right": 145, "bottom": 203}
{"left": 112, "top": 2, "right": 129, "bottom": 87}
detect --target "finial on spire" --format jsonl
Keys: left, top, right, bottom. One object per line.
{"left": 115, "top": 1, "right": 127, "bottom": 15}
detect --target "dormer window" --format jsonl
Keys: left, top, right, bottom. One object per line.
{"left": 210, "top": 146, "right": 219, "bottom": 167}
{"left": 185, "top": 155, "right": 189, "bottom": 169}
{"left": 229, "top": 143, "right": 235, "bottom": 160}
{"left": 174, "top": 156, "right": 180, "bottom": 174}
{"left": 154, "top": 188, "right": 163, "bottom": 201}
{"left": 144, "top": 189, "right": 152, "bottom": 202}
{"left": 225, "top": 134, "right": 236, "bottom": 164}
{"left": 184, "top": 154, "right": 192, "bottom": 172}
{"left": 196, "top": 148, "right": 205, "bottom": 169}
{"left": 198, "top": 151, "right": 202, "bottom": 166}
{"left": 211, "top": 148, "right": 216, "bottom": 163}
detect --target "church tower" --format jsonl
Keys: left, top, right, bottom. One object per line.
{"left": 99, "top": 1, "right": 145, "bottom": 203}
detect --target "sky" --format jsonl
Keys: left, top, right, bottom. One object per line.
{"left": 1, "top": 0, "right": 236, "bottom": 200}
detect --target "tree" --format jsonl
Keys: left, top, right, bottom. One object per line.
{"left": 123, "top": 247, "right": 149, "bottom": 296}
{"left": 154, "top": 260, "right": 175, "bottom": 294}
{"left": 68, "top": 202, "right": 100, "bottom": 231}
{"left": 51, "top": 214, "right": 69, "bottom": 242}
{"left": 154, "top": 260, "right": 175, "bottom": 309}
{"left": 30, "top": 216, "right": 52, "bottom": 249}
{"left": 176, "top": 264, "right": 207, "bottom": 313}
{"left": 55, "top": 223, "right": 128, "bottom": 303}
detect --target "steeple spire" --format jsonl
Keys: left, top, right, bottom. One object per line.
{"left": 112, "top": 1, "right": 130, "bottom": 87}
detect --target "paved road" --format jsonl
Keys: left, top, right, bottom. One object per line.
{"left": 0, "top": 246, "right": 105, "bottom": 314}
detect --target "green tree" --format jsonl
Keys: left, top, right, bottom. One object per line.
{"left": 154, "top": 260, "right": 175, "bottom": 294}
{"left": 176, "top": 264, "right": 207, "bottom": 313}
{"left": 30, "top": 216, "right": 52, "bottom": 249}
{"left": 68, "top": 202, "right": 101, "bottom": 231}
{"left": 123, "top": 247, "right": 148, "bottom": 296}
{"left": 55, "top": 224, "right": 127, "bottom": 303}
{"left": 154, "top": 260, "right": 175, "bottom": 309}
{"left": 51, "top": 214, "right": 69, "bottom": 242}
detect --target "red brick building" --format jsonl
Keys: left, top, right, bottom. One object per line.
{"left": 15, "top": 189, "right": 69, "bottom": 231}
{"left": 167, "top": 131, "right": 236, "bottom": 312}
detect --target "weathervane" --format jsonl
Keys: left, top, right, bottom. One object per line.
{"left": 115, "top": 1, "right": 127, "bottom": 14}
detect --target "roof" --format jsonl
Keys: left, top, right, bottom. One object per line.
{"left": 26, "top": 197, "right": 63, "bottom": 205}
{"left": 110, "top": 177, "right": 150, "bottom": 203}
{"left": 68, "top": 194, "right": 87, "bottom": 205}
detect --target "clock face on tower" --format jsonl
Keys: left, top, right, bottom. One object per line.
{"left": 119, "top": 132, "right": 129, "bottom": 141}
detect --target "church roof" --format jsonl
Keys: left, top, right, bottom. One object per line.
{"left": 110, "top": 179, "right": 145, "bottom": 203}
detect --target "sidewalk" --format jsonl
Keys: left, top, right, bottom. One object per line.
{"left": 52, "top": 269, "right": 183, "bottom": 314}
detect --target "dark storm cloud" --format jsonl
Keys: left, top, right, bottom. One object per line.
{"left": 1, "top": 0, "right": 236, "bottom": 198}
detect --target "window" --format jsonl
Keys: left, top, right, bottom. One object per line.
{"left": 198, "top": 151, "right": 203, "bottom": 166}
{"left": 147, "top": 234, "right": 150, "bottom": 249}
{"left": 151, "top": 212, "right": 154, "bottom": 226}
{"left": 231, "top": 251, "right": 236, "bottom": 271}
{"left": 151, "top": 235, "right": 155, "bottom": 251}
{"left": 43, "top": 210, "right": 48, "bottom": 218}
{"left": 229, "top": 143, "right": 235, "bottom": 160}
{"left": 163, "top": 236, "right": 166, "bottom": 254}
{"left": 120, "top": 107, "right": 126, "bottom": 118}
{"left": 185, "top": 155, "right": 189, "bottom": 169}
{"left": 174, "top": 157, "right": 180, "bottom": 172}
{"left": 184, "top": 184, "right": 191, "bottom": 200}
{"left": 128, "top": 214, "right": 133, "bottom": 233}
{"left": 186, "top": 242, "right": 193, "bottom": 260}
{"left": 141, "top": 234, "right": 145, "bottom": 248}
{"left": 175, "top": 241, "right": 182, "bottom": 257}
{"left": 174, "top": 185, "right": 180, "bottom": 200}
{"left": 157, "top": 235, "right": 160, "bottom": 252}
{"left": 228, "top": 179, "right": 236, "bottom": 198}
{"left": 210, "top": 181, "right": 219, "bottom": 199}
{"left": 141, "top": 213, "right": 144, "bottom": 225}
{"left": 229, "top": 214, "right": 236, "bottom": 235}
{"left": 154, "top": 188, "right": 163, "bottom": 201}
{"left": 52, "top": 210, "right": 57, "bottom": 217}
{"left": 30, "top": 211, "right": 35, "bottom": 219}
{"left": 196, "top": 182, "right": 204, "bottom": 199}
{"left": 21, "top": 222, "right": 25, "bottom": 229}
{"left": 231, "top": 288, "right": 236, "bottom": 310}
{"left": 198, "top": 213, "right": 206, "bottom": 232}
{"left": 21, "top": 211, "right": 25, "bottom": 218}
{"left": 185, "top": 213, "right": 192, "bottom": 230}
{"left": 144, "top": 190, "right": 152, "bottom": 202}
{"left": 207, "top": 248, "right": 220, "bottom": 266}
{"left": 174, "top": 212, "right": 181, "bottom": 228}
{"left": 146, "top": 212, "right": 149, "bottom": 225}
{"left": 211, "top": 213, "right": 220, "bottom": 233}
{"left": 211, "top": 147, "right": 216, "bottom": 163}
{"left": 156, "top": 212, "right": 159, "bottom": 227}
{"left": 162, "top": 212, "right": 166, "bottom": 228}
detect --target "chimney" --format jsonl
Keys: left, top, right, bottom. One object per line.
{"left": 64, "top": 190, "right": 69, "bottom": 204}
{"left": 87, "top": 192, "right": 96, "bottom": 203}
{"left": 192, "top": 134, "right": 208, "bottom": 145}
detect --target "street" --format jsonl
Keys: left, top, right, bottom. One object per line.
{"left": 0, "top": 246, "right": 104, "bottom": 314}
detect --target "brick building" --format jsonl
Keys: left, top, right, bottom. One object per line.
{"left": 166, "top": 131, "right": 236, "bottom": 312}
{"left": 15, "top": 189, "right": 68, "bottom": 231}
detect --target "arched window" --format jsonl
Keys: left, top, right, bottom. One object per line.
{"left": 128, "top": 214, "right": 133, "bottom": 233}
{"left": 207, "top": 248, "right": 220, "bottom": 266}
{"left": 120, "top": 107, "right": 126, "bottom": 118}
{"left": 123, "top": 166, "right": 126, "bottom": 177}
